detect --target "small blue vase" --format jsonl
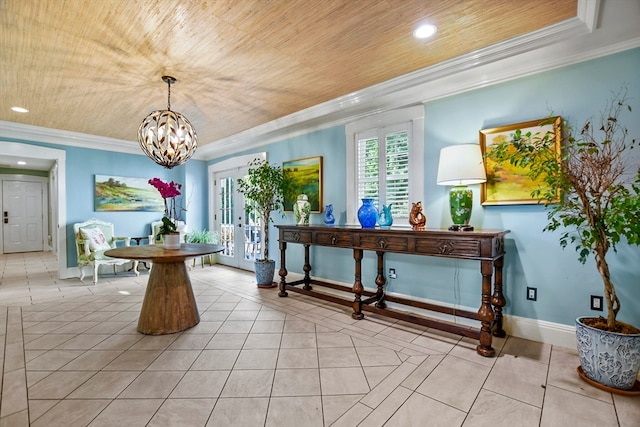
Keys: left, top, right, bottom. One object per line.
{"left": 323, "top": 204, "right": 335, "bottom": 226}
{"left": 357, "top": 198, "right": 378, "bottom": 228}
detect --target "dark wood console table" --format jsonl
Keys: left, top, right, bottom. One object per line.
{"left": 276, "top": 225, "right": 510, "bottom": 357}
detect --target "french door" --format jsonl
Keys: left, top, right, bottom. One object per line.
{"left": 213, "top": 167, "right": 262, "bottom": 270}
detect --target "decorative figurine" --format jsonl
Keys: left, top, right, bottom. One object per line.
{"left": 323, "top": 204, "right": 335, "bottom": 225}
{"left": 409, "top": 201, "right": 427, "bottom": 231}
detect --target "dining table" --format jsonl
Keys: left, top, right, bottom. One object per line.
{"left": 105, "top": 243, "right": 224, "bottom": 335}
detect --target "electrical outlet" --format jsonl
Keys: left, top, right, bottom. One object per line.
{"left": 526, "top": 287, "right": 537, "bottom": 301}
{"left": 388, "top": 268, "right": 397, "bottom": 279}
{"left": 591, "top": 295, "right": 603, "bottom": 311}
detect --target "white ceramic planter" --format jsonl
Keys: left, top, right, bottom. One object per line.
{"left": 163, "top": 233, "right": 181, "bottom": 250}
{"left": 576, "top": 316, "right": 640, "bottom": 390}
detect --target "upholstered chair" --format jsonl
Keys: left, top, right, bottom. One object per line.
{"left": 73, "top": 218, "right": 139, "bottom": 284}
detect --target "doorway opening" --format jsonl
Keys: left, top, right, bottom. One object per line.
{"left": 0, "top": 142, "right": 66, "bottom": 277}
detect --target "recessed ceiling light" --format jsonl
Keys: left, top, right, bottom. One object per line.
{"left": 11, "top": 106, "right": 29, "bottom": 113}
{"left": 17, "top": 161, "right": 27, "bottom": 165}
{"left": 413, "top": 23, "right": 437, "bottom": 39}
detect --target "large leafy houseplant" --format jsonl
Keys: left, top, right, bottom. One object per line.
{"left": 237, "top": 158, "right": 289, "bottom": 262}
{"left": 487, "top": 89, "right": 640, "bottom": 334}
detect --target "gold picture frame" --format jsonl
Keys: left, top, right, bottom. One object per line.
{"left": 283, "top": 156, "right": 323, "bottom": 212}
{"left": 480, "top": 117, "right": 561, "bottom": 205}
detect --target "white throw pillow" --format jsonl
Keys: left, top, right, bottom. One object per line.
{"left": 80, "top": 227, "right": 112, "bottom": 251}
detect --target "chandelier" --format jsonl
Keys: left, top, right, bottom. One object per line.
{"left": 138, "top": 75, "right": 198, "bottom": 169}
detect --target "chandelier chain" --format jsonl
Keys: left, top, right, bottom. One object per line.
{"left": 167, "top": 80, "right": 171, "bottom": 111}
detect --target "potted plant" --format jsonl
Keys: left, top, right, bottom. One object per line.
{"left": 149, "top": 178, "right": 184, "bottom": 249}
{"left": 487, "top": 88, "right": 640, "bottom": 391}
{"left": 184, "top": 228, "right": 219, "bottom": 243}
{"left": 185, "top": 229, "right": 221, "bottom": 267}
{"left": 237, "top": 158, "right": 290, "bottom": 287}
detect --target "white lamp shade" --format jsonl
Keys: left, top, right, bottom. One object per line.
{"left": 436, "top": 144, "right": 487, "bottom": 185}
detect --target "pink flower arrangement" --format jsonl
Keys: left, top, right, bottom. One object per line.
{"left": 149, "top": 178, "right": 183, "bottom": 234}
{"left": 149, "top": 177, "right": 182, "bottom": 199}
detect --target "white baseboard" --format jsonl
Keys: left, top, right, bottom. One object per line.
{"left": 286, "top": 273, "right": 578, "bottom": 348}
{"left": 61, "top": 267, "right": 77, "bottom": 280}
{"left": 285, "top": 273, "right": 578, "bottom": 348}
{"left": 60, "top": 264, "right": 137, "bottom": 281}
{"left": 504, "top": 315, "right": 577, "bottom": 350}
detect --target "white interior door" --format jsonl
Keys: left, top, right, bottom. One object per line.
{"left": 213, "top": 168, "right": 261, "bottom": 271}
{"left": 3, "top": 180, "right": 45, "bottom": 253}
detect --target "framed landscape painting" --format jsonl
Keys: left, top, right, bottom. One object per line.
{"left": 282, "top": 156, "right": 323, "bottom": 212}
{"left": 95, "top": 175, "right": 164, "bottom": 212}
{"left": 480, "top": 117, "right": 561, "bottom": 205}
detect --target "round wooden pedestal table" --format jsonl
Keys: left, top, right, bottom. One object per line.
{"left": 105, "top": 243, "right": 224, "bottom": 335}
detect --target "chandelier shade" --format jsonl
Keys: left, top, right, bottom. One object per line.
{"left": 137, "top": 76, "right": 197, "bottom": 169}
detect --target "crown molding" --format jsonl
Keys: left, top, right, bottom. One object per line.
{"left": 577, "top": 0, "right": 600, "bottom": 31}
{"left": 0, "top": 121, "right": 210, "bottom": 160}
{"left": 0, "top": 121, "right": 140, "bottom": 154}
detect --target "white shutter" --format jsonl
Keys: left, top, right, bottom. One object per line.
{"left": 356, "top": 124, "right": 410, "bottom": 219}
{"left": 345, "top": 106, "right": 424, "bottom": 225}
{"left": 384, "top": 127, "right": 410, "bottom": 218}
{"left": 356, "top": 129, "right": 379, "bottom": 201}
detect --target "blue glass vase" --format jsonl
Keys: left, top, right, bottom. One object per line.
{"left": 323, "top": 204, "right": 335, "bottom": 226}
{"left": 378, "top": 203, "right": 393, "bottom": 228}
{"left": 357, "top": 198, "right": 378, "bottom": 228}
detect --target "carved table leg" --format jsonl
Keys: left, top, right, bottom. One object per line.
{"left": 491, "top": 256, "right": 506, "bottom": 337}
{"left": 302, "top": 244, "right": 312, "bottom": 290}
{"left": 278, "top": 241, "right": 288, "bottom": 297}
{"left": 352, "top": 248, "right": 364, "bottom": 320}
{"left": 138, "top": 261, "right": 199, "bottom": 335}
{"left": 374, "top": 250, "right": 387, "bottom": 309}
{"left": 476, "top": 260, "right": 496, "bottom": 357}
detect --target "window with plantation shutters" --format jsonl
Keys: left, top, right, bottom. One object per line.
{"left": 356, "top": 124, "right": 410, "bottom": 219}
{"left": 346, "top": 106, "right": 424, "bottom": 226}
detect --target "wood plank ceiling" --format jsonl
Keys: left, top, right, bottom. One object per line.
{"left": 0, "top": 0, "right": 577, "bottom": 147}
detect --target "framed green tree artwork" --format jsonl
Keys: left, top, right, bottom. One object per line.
{"left": 282, "top": 156, "right": 323, "bottom": 212}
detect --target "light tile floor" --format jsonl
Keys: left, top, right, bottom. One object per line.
{"left": 0, "top": 252, "right": 638, "bottom": 426}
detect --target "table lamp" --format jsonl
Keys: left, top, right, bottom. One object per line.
{"left": 436, "top": 144, "right": 487, "bottom": 231}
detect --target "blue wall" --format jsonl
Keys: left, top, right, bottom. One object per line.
{"left": 422, "top": 49, "right": 640, "bottom": 327}
{"left": 208, "top": 126, "right": 349, "bottom": 274}
{"left": 0, "top": 138, "right": 209, "bottom": 267}
{"left": 225, "top": 48, "right": 640, "bottom": 328}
